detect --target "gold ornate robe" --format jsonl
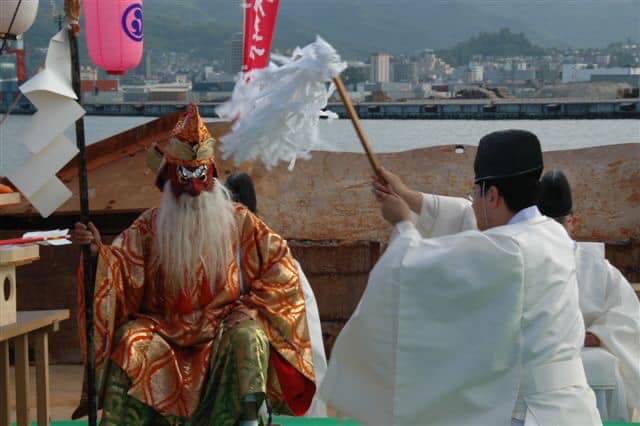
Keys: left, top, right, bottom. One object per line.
{"left": 77, "top": 204, "right": 315, "bottom": 418}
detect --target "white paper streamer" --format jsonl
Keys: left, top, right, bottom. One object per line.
{"left": 216, "top": 36, "right": 346, "bottom": 169}
{"left": 5, "top": 29, "right": 84, "bottom": 217}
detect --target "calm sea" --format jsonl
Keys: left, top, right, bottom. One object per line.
{"left": 0, "top": 115, "right": 638, "bottom": 175}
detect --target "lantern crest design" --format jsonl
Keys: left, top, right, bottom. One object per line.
{"left": 83, "top": 0, "right": 144, "bottom": 75}
{"left": 122, "top": 3, "right": 143, "bottom": 42}
{"left": 0, "top": 0, "right": 39, "bottom": 39}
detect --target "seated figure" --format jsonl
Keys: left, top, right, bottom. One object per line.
{"left": 538, "top": 169, "right": 640, "bottom": 422}
{"left": 71, "top": 104, "right": 316, "bottom": 425}
{"left": 225, "top": 172, "right": 328, "bottom": 418}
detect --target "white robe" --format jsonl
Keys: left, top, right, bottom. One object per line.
{"left": 296, "top": 261, "right": 329, "bottom": 417}
{"left": 320, "top": 194, "right": 600, "bottom": 426}
{"left": 576, "top": 242, "right": 640, "bottom": 416}
{"left": 239, "top": 255, "right": 328, "bottom": 417}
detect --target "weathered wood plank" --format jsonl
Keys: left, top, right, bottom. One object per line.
{"left": 0, "top": 340, "right": 10, "bottom": 426}
{"left": 0, "top": 310, "right": 69, "bottom": 342}
{"left": 34, "top": 331, "right": 50, "bottom": 426}
{"left": 13, "top": 334, "right": 29, "bottom": 426}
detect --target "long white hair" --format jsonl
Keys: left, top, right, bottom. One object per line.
{"left": 154, "top": 179, "right": 237, "bottom": 294}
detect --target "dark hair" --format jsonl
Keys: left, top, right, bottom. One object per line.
{"left": 225, "top": 172, "right": 257, "bottom": 214}
{"left": 553, "top": 215, "right": 568, "bottom": 226}
{"left": 479, "top": 171, "right": 541, "bottom": 214}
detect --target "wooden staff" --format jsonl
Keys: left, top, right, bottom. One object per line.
{"left": 332, "top": 75, "right": 383, "bottom": 178}
{"left": 66, "top": 0, "right": 98, "bottom": 423}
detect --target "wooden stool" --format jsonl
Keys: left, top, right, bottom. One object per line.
{"left": 0, "top": 310, "right": 69, "bottom": 426}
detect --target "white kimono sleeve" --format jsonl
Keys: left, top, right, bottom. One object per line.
{"left": 295, "top": 261, "right": 329, "bottom": 417}
{"left": 411, "top": 193, "right": 477, "bottom": 237}
{"left": 320, "top": 221, "right": 525, "bottom": 426}
{"left": 577, "top": 243, "right": 640, "bottom": 411}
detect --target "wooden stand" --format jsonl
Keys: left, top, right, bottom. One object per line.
{"left": 0, "top": 192, "right": 35, "bottom": 327}
{"left": 0, "top": 191, "right": 70, "bottom": 425}
{"left": 0, "top": 310, "right": 69, "bottom": 426}
{"left": 0, "top": 245, "right": 39, "bottom": 327}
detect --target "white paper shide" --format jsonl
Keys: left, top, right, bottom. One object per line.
{"left": 217, "top": 36, "right": 346, "bottom": 169}
{"left": 5, "top": 30, "right": 84, "bottom": 218}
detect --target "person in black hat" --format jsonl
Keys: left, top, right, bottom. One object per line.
{"left": 225, "top": 172, "right": 258, "bottom": 214}
{"left": 319, "top": 130, "right": 601, "bottom": 426}
{"left": 224, "top": 172, "right": 330, "bottom": 418}
{"left": 538, "top": 170, "right": 640, "bottom": 420}
{"left": 538, "top": 169, "right": 575, "bottom": 232}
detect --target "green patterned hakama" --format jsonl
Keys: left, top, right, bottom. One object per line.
{"left": 100, "top": 320, "right": 270, "bottom": 426}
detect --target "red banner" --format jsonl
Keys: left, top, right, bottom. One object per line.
{"left": 243, "top": 0, "right": 280, "bottom": 73}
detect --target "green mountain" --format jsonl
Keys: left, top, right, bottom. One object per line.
{"left": 437, "top": 28, "right": 547, "bottom": 67}
{"left": 18, "top": 0, "right": 640, "bottom": 71}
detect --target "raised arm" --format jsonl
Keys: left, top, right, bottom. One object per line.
{"left": 372, "top": 167, "right": 477, "bottom": 238}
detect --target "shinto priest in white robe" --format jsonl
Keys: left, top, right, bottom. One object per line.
{"left": 319, "top": 193, "right": 601, "bottom": 425}
{"left": 576, "top": 242, "right": 640, "bottom": 419}
{"left": 537, "top": 169, "right": 640, "bottom": 420}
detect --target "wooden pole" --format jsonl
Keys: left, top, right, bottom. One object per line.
{"left": 332, "top": 75, "right": 382, "bottom": 176}
{"left": 68, "top": 24, "right": 98, "bottom": 426}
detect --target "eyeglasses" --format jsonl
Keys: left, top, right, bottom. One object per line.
{"left": 467, "top": 185, "right": 480, "bottom": 202}
{"left": 467, "top": 182, "right": 487, "bottom": 202}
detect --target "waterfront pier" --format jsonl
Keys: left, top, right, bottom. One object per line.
{"left": 2, "top": 97, "right": 638, "bottom": 119}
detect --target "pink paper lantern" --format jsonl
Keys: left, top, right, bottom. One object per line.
{"left": 83, "top": 0, "right": 144, "bottom": 75}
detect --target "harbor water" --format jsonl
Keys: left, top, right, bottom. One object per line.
{"left": 0, "top": 115, "right": 638, "bottom": 175}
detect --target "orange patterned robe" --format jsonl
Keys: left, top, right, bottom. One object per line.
{"left": 77, "top": 204, "right": 315, "bottom": 418}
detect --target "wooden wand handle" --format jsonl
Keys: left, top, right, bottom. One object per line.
{"left": 332, "top": 75, "right": 383, "bottom": 177}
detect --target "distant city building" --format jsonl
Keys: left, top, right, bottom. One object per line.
{"left": 394, "top": 60, "right": 418, "bottom": 83}
{"left": 563, "top": 64, "right": 640, "bottom": 86}
{"left": 121, "top": 85, "right": 146, "bottom": 102}
{"left": 358, "top": 82, "right": 431, "bottom": 101}
{"left": 485, "top": 66, "right": 536, "bottom": 84}
{"left": 537, "top": 64, "right": 561, "bottom": 84}
{"left": 450, "top": 66, "right": 467, "bottom": 82}
{"left": 80, "top": 66, "right": 99, "bottom": 81}
{"left": 595, "top": 55, "right": 611, "bottom": 67}
{"left": 192, "top": 80, "right": 235, "bottom": 102}
{"left": 144, "top": 51, "right": 152, "bottom": 80}
{"left": 121, "top": 79, "right": 192, "bottom": 102}
{"left": 591, "top": 73, "right": 640, "bottom": 88}
{"left": 80, "top": 79, "right": 120, "bottom": 102}
{"left": 468, "top": 63, "right": 484, "bottom": 83}
{"left": 0, "top": 62, "right": 16, "bottom": 80}
{"left": 415, "top": 49, "right": 452, "bottom": 81}
{"left": 341, "top": 62, "right": 370, "bottom": 89}
{"left": 193, "top": 81, "right": 235, "bottom": 92}
{"left": 81, "top": 80, "right": 118, "bottom": 93}
{"left": 418, "top": 50, "right": 438, "bottom": 76}
{"left": 229, "top": 32, "right": 244, "bottom": 75}
{"left": 370, "top": 53, "right": 391, "bottom": 83}
{"left": 562, "top": 64, "right": 591, "bottom": 82}
{"left": 204, "top": 66, "right": 215, "bottom": 80}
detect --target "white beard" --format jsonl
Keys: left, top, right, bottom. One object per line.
{"left": 154, "top": 179, "right": 237, "bottom": 295}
